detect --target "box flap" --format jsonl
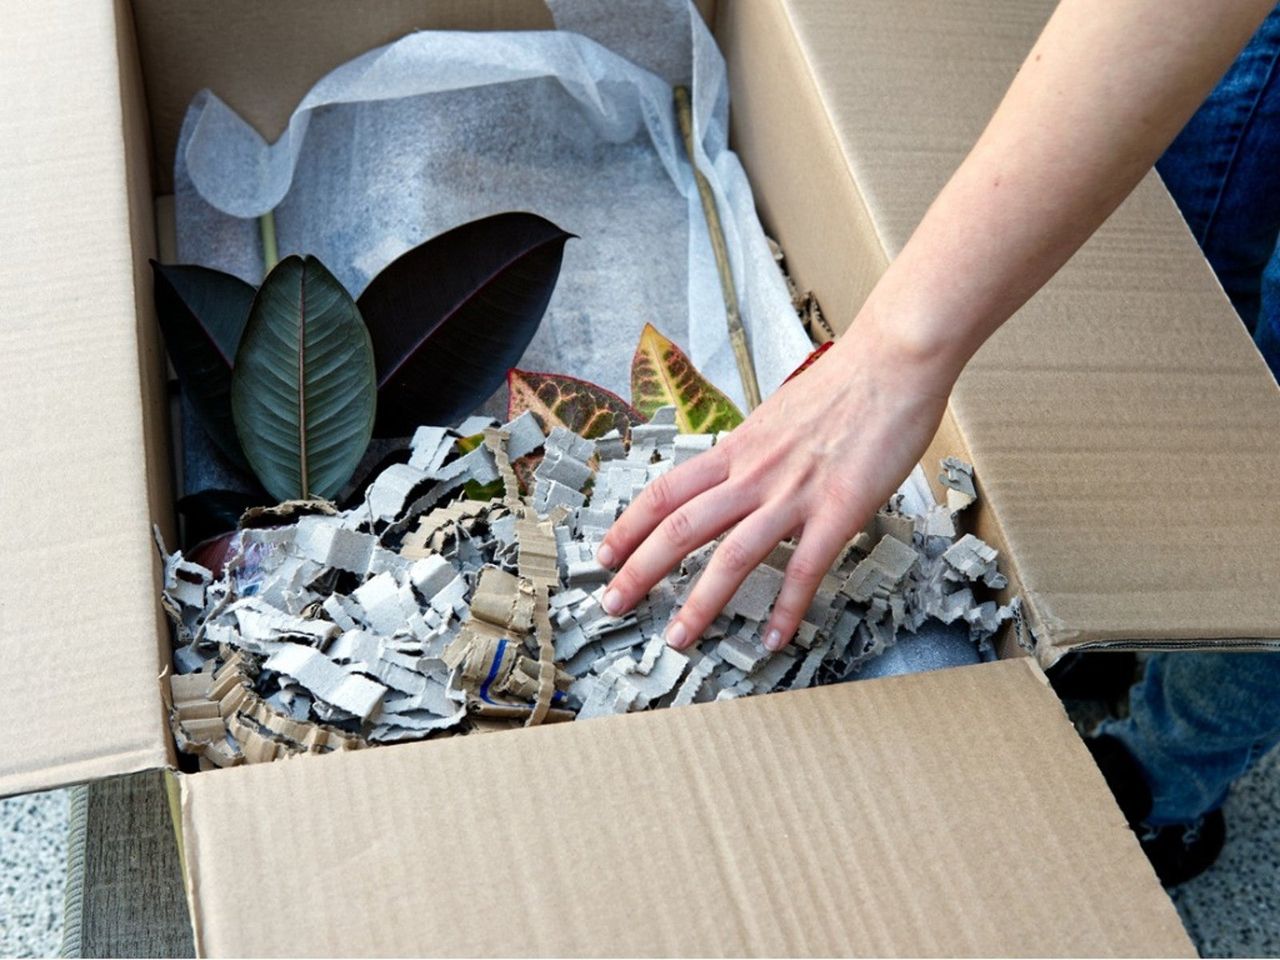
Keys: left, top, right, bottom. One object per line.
{"left": 0, "top": 0, "right": 173, "bottom": 796}
{"left": 179, "top": 660, "right": 1192, "bottom": 957}
{"left": 723, "top": 0, "right": 1280, "bottom": 662}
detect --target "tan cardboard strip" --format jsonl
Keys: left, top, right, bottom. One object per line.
{"left": 751, "top": 0, "right": 1280, "bottom": 658}
{"left": 180, "top": 658, "right": 1192, "bottom": 958}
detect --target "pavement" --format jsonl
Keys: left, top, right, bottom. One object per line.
{"left": 1, "top": 789, "right": 67, "bottom": 958}
{"left": 1173, "top": 745, "right": 1280, "bottom": 957}
{"left": 0, "top": 745, "right": 1276, "bottom": 957}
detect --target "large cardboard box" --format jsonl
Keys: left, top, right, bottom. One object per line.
{"left": 3, "top": 0, "right": 1278, "bottom": 954}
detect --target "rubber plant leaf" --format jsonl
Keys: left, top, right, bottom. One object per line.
{"left": 630, "top": 323, "right": 744, "bottom": 433}
{"left": 359, "top": 212, "right": 573, "bottom": 438}
{"left": 151, "top": 261, "right": 256, "bottom": 467}
{"left": 783, "top": 341, "right": 834, "bottom": 384}
{"left": 507, "top": 369, "right": 644, "bottom": 439}
{"left": 231, "top": 255, "right": 377, "bottom": 503}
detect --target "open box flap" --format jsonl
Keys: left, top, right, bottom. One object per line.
{"left": 179, "top": 659, "right": 1193, "bottom": 957}
{"left": 722, "top": 0, "right": 1280, "bottom": 665}
{"left": 0, "top": 0, "right": 173, "bottom": 797}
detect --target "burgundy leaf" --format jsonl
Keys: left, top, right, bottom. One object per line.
{"left": 359, "top": 213, "right": 573, "bottom": 437}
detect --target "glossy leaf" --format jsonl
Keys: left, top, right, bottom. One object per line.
{"left": 630, "top": 323, "right": 744, "bottom": 433}
{"left": 151, "top": 261, "right": 256, "bottom": 467}
{"left": 783, "top": 341, "right": 834, "bottom": 384}
{"left": 359, "top": 212, "right": 573, "bottom": 438}
{"left": 231, "top": 255, "right": 376, "bottom": 502}
{"left": 507, "top": 369, "right": 644, "bottom": 439}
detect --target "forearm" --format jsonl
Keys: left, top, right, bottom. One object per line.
{"left": 852, "top": 0, "right": 1274, "bottom": 379}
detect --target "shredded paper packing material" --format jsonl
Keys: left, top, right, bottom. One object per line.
{"left": 172, "top": 0, "right": 813, "bottom": 412}
{"left": 158, "top": 408, "right": 1021, "bottom": 768}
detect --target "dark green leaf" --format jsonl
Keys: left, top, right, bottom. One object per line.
{"left": 359, "top": 212, "right": 573, "bottom": 437}
{"left": 231, "top": 255, "right": 377, "bottom": 502}
{"left": 151, "top": 261, "right": 256, "bottom": 467}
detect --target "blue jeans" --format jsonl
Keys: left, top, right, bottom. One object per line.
{"left": 1101, "top": 6, "right": 1280, "bottom": 827}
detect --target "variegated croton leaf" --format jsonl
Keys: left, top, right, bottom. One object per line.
{"left": 630, "top": 323, "right": 744, "bottom": 433}
{"left": 783, "top": 340, "right": 834, "bottom": 384}
{"left": 507, "top": 369, "right": 644, "bottom": 439}
{"left": 506, "top": 369, "right": 645, "bottom": 495}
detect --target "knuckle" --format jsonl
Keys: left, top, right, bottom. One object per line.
{"left": 644, "top": 472, "right": 675, "bottom": 515}
{"left": 660, "top": 509, "right": 696, "bottom": 550}
{"left": 715, "top": 536, "right": 754, "bottom": 574}
{"left": 678, "top": 594, "right": 710, "bottom": 627}
{"left": 603, "top": 516, "right": 629, "bottom": 547}
{"left": 787, "top": 554, "right": 826, "bottom": 586}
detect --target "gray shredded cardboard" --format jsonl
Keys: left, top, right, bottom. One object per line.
{"left": 158, "top": 407, "right": 1019, "bottom": 766}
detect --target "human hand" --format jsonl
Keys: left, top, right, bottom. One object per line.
{"left": 594, "top": 327, "right": 954, "bottom": 653}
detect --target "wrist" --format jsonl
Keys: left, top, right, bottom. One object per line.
{"left": 835, "top": 287, "right": 972, "bottom": 394}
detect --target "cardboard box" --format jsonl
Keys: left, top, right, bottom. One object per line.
{"left": 3, "top": 0, "right": 1278, "bottom": 953}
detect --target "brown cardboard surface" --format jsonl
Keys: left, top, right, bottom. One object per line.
{"left": 1, "top": 2, "right": 1200, "bottom": 951}
{"left": 726, "top": 0, "right": 1280, "bottom": 663}
{"left": 0, "top": 0, "right": 172, "bottom": 798}
{"left": 180, "top": 658, "right": 1192, "bottom": 957}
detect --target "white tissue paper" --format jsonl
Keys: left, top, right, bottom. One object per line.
{"left": 173, "top": 0, "right": 814, "bottom": 414}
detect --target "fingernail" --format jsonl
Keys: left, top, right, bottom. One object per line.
{"left": 665, "top": 620, "right": 688, "bottom": 649}
{"left": 602, "top": 588, "right": 624, "bottom": 616}
{"left": 764, "top": 628, "right": 783, "bottom": 651}
{"left": 596, "top": 543, "right": 616, "bottom": 568}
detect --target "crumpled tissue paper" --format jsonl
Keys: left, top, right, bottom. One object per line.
{"left": 173, "top": 0, "right": 813, "bottom": 416}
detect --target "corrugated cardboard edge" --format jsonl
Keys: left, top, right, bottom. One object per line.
{"left": 172, "top": 771, "right": 206, "bottom": 958}
{"left": 726, "top": 0, "right": 1280, "bottom": 663}
{"left": 117, "top": 0, "right": 183, "bottom": 769}
{"left": 720, "top": 0, "right": 1039, "bottom": 661}
{"left": 0, "top": 0, "right": 176, "bottom": 800}
{"left": 174, "top": 658, "right": 1195, "bottom": 957}
{"left": 718, "top": 0, "right": 888, "bottom": 337}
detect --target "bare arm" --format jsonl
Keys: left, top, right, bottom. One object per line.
{"left": 599, "top": 0, "right": 1275, "bottom": 652}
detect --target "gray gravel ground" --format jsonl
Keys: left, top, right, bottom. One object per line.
{"left": 1, "top": 790, "right": 67, "bottom": 958}
{"left": 1173, "top": 746, "right": 1280, "bottom": 957}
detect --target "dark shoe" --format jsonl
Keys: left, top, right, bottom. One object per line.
{"left": 1049, "top": 651, "right": 1138, "bottom": 701}
{"left": 1139, "top": 809, "right": 1227, "bottom": 888}
{"left": 1085, "top": 734, "right": 1226, "bottom": 887}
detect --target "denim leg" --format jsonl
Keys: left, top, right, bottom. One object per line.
{"left": 1102, "top": 653, "right": 1280, "bottom": 825}
{"left": 1258, "top": 236, "right": 1280, "bottom": 373}
{"left": 1156, "top": 4, "right": 1280, "bottom": 373}
{"left": 1108, "top": 6, "right": 1280, "bottom": 827}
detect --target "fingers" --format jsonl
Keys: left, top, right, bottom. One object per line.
{"left": 601, "top": 485, "right": 751, "bottom": 615}
{"left": 596, "top": 448, "right": 728, "bottom": 571}
{"left": 762, "top": 522, "right": 853, "bottom": 652}
{"left": 664, "top": 504, "right": 798, "bottom": 650}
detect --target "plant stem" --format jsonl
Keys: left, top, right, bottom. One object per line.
{"left": 674, "top": 85, "right": 763, "bottom": 411}
{"left": 259, "top": 210, "right": 279, "bottom": 275}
